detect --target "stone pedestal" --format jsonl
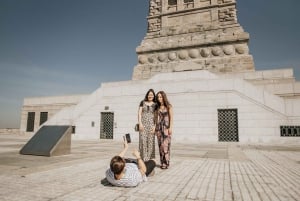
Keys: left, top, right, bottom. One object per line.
{"left": 132, "top": 0, "right": 255, "bottom": 80}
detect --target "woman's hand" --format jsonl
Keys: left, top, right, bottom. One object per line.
{"left": 168, "top": 127, "right": 172, "bottom": 135}
{"left": 132, "top": 149, "right": 141, "bottom": 159}
{"left": 123, "top": 136, "right": 129, "bottom": 149}
{"left": 139, "top": 124, "right": 144, "bottom": 132}
{"left": 133, "top": 149, "right": 146, "bottom": 175}
{"left": 151, "top": 126, "right": 155, "bottom": 134}
{"left": 118, "top": 137, "right": 129, "bottom": 157}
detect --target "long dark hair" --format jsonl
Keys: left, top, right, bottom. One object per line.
{"left": 155, "top": 91, "right": 171, "bottom": 125}
{"left": 143, "top": 89, "right": 156, "bottom": 102}
{"left": 156, "top": 91, "right": 171, "bottom": 109}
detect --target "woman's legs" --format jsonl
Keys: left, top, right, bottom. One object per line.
{"left": 160, "top": 135, "right": 171, "bottom": 168}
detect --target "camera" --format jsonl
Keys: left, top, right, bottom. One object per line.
{"left": 125, "top": 133, "right": 131, "bottom": 143}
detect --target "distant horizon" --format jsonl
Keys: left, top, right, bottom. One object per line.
{"left": 0, "top": 0, "right": 299, "bottom": 129}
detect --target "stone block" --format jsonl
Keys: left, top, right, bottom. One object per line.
{"left": 20, "top": 126, "right": 72, "bottom": 156}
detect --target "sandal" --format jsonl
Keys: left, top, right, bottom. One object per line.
{"left": 160, "top": 164, "right": 167, "bottom": 169}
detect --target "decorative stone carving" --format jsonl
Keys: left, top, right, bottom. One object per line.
{"left": 200, "top": 48, "right": 210, "bottom": 58}
{"left": 184, "top": 1, "right": 194, "bottom": 9}
{"left": 158, "top": 53, "right": 167, "bottom": 62}
{"left": 178, "top": 50, "right": 189, "bottom": 60}
{"left": 138, "top": 55, "right": 148, "bottom": 64}
{"left": 148, "top": 18, "right": 161, "bottom": 32}
{"left": 211, "top": 47, "right": 222, "bottom": 56}
{"left": 223, "top": 45, "right": 234, "bottom": 55}
{"left": 235, "top": 44, "right": 248, "bottom": 54}
{"left": 219, "top": 8, "right": 236, "bottom": 22}
{"left": 149, "top": 0, "right": 161, "bottom": 16}
{"left": 168, "top": 52, "right": 177, "bottom": 61}
{"left": 188, "top": 49, "right": 199, "bottom": 58}
{"left": 148, "top": 0, "right": 162, "bottom": 32}
{"left": 133, "top": 0, "right": 255, "bottom": 80}
{"left": 218, "top": 0, "right": 235, "bottom": 4}
{"left": 148, "top": 56, "right": 155, "bottom": 63}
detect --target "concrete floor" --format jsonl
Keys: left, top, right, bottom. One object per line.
{"left": 0, "top": 133, "right": 299, "bottom": 201}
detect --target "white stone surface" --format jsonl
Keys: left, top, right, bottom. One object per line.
{"left": 29, "top": 70, "right": 297, "bottom": 144}
{"left": 20, "top": 69, "right": 300, "bottom": 143}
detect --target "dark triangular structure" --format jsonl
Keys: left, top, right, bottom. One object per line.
{"left": 20, "top": 125, "right": 72, "bottom": 156}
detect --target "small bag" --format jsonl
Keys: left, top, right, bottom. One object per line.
{"left": 134, "top": 123, "right": 139, "bottom": 132}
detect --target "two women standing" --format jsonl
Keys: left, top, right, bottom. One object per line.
{"left": 138, "top": 89, "right": 173, "bottom": 169}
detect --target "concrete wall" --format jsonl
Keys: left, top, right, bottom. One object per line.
{"left": 22, "top": 70, "right": 300, "bottom": 144}
{"left": 20, "top": 94, "right": 88, "bottom": 133}
{"left": 69, "top": 70, "right": 300, "bottom": 144}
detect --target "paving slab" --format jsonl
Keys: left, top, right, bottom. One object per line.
{"left": 0, "top": 134, "right": 299, "bottom": 201}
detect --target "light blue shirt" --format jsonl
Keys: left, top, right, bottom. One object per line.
{"left": 106, "top": 163, "right": 147, "bottom": 187}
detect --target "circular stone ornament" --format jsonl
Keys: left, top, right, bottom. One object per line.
{"left": 188, "top": 49, "right": 199, "bottom": 58}
{"left": 168, "top": 52, "right": 177, "bottom": 61}
{"left": 200, "top": 48, "right": 210, "bottom": 57}
{"left": 211, "top": 47, "right": 222, "bottom": 56}
{"left": 178, "top": 50, "right": 189, "bottom": 60}
{"left": 158, "top": 53, "right": 167, "bottom": 62}
{"left": 138, "top": 55, "right": 148, "bottom": 64}
{"left": 235, "top": 44, "right": 249, "bottom": 54}
{"left": 223, "top": 45, "right": 234, "bottom": 55}
{"left": 148, "top": 56, "right": 155, "bottom": 63}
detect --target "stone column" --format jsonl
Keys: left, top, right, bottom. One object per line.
{"left": 177, "top": 0, "right": 185, "bottom": 10}
{"left": 162, "top": 0, "right": 168, "bottom": 13}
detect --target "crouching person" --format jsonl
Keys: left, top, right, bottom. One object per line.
{"left": 105, "top": 137, "right": 156, "bottom": 187}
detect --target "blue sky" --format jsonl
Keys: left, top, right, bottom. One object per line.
{"left": 0, "top": 0, "right": 299, "bottom": 128}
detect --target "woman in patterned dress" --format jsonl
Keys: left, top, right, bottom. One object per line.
{"left": 138, "top": 89, "right": 157, "bottom": 161}
{"left": 155, "top": 91, "right": 173, "bottom": 169}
